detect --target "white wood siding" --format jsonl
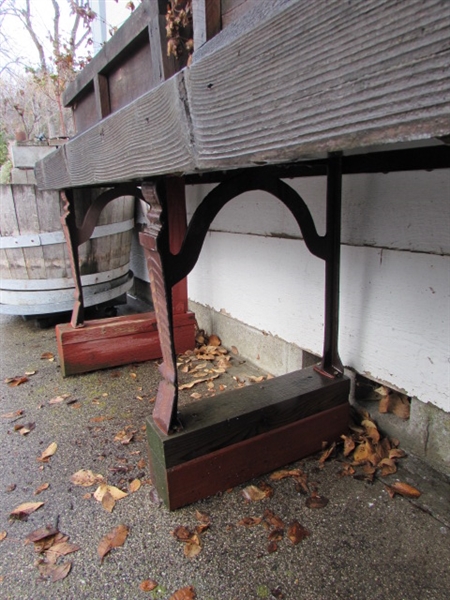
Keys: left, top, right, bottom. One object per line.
{"left": 186, "top": 169, "right": 450, "bottom": 412}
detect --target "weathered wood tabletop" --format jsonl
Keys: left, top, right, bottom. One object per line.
{"left": 35, "top": 0, "right": 450, "bottom": 191}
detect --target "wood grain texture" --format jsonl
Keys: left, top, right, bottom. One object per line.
{"left": 147, "top": 367, "right": 350, "bottom": 468}
{"left": 187, "top": 0, "right": 450, "bottom": 170}
{"left": 148, "top": 402, "right": 349, "bottom": 509}
{"left": 36, "top": 73, "right": 195, "bottom": 189}
{"left": 36, "top": 0, "right": 450, "bottom": 190}
{"left": 56, "top": 310, "right": 196, "bottom": 376}
{"left": 0, "top": 185, "right": 25, "bottom": 280}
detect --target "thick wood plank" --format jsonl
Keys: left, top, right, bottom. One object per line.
{"left": 36, "top": 0, "right": 450, "bottom": 190}
{"left": 56, "top": 310, "right": 196, "bottom": 376}
{"left": 36, "top": 73, "right": 195, "bottom": 189}
{"left": 188, "top": 0, "right": 450, "bottom": 170}
{"left": 148, "top": 402, "right": 349, "bottom": 509}
{"left": 147, "top": 367, "right": 350, "bottom": 468}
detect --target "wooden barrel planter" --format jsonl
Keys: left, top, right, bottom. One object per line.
{"left": 0, "top": 184, "right": 135, "bottom": 316}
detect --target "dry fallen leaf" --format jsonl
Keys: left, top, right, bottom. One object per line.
{"left": 37, "top": 442, "right": 57, "bottom": 462}
{"left": 237, "top": 516, "right": 262, "bottom": 527}
{"left": 94, "top": 484, "right": 127, "bottom": 503}
{"left": 169, "top": 587, "right": 196, "bottom": 600}
{"left": 10, "top": 501, "right": 44, "bottom": 519}
{"left": 98, "top": 524, "right": 129, "bottom": 563}
{"left": 114, "top": 428, "right": 135, "bottom": 444}
{"left": 171, "top": 526, "right": 192, "bottom": 542}
{"left": 129, "top": 479, "right": 141, "bottom": 493}
{"left": 49, "top": 394, "right": 71, "bottom": 405}
{"left": 179, "top": 375, "right": 219, "bottom": 391}
{"left": 248, "top": 375, "right": 265, "bottom": 383}
{"left": 140, "top": 579, "right": 158, "bottom": 592}
{"left": 305, "top": 491, "right": 329, "bottom": 509}
{"left": 353, "top": 439, "right": 376, "bottom": 465}
{"left": 341, "top": 434, "right": 356, "bottom": 457}
{"left": 385, "top": 481, "right": 421, "bottom": 499}
{"left": 101, "top": 491, "right": 116, "bottom": 513}
{"left": 40, "top": 352, "right": 55, "bottom": 361}
{"left": 71, "top": 469, "right": 105, "bottom": 487}
{"left": 319, "top": 442, "right": 336, "bottom": 465}
{"left": 90, "top": 416, "right": 110, "bottom": 423}
{"left": 45, "top": 540, "right": 80, "bottom": 564}
{"left": 287, "top": 521, "right": 310, "bottom": 544}
{"left": 38, "top": 561, "right": 72, "bottom": 582}
{"left": 263, "top": 509, "right": 285, "bottom": 530}
{"left": 339, "top": 463, "right": 356, "bottom": 477}
{"left": 388, "top": 393, "right": 411, "bottom": 419}
{"left": 361, "top": 419, "right": 381, "bottom": 444}
{"left": 268, "top": 529, "right": 284, "bottom": 542}
{"left": 378, "top": 458, "right": 397, "bottom": 476}
{"left": 5, "top": 376, "right": 29, "bottom": 387}
{"left": 0, "top": 531, "right": 7, "bottom": 542}
{"left": 15, "top": 423, "right": 35, "bottom": 435}
{"left": 208, "top": 334, "right": 221, "bottom": 346}
{"left": 378, "top": 390, "right": 410, "bottom": 419}
{"left": 183, "top": 535, "right": 202, "bottom": 558}
{"left": 269, "top": 469, "right": 303, "bottom": 481}
{"left": 1, "top": 409, "right": 24, "bottom": 419}
{"left": 195, "top": 510, "right": 210, "bottom": 525}
{"left": 34, "top": 483, "right": 50, "bottom": 495}
{"left": 242, "top": 484, "right": 271, "bottom": 502}
{"left": 25, "top": 525, "right": 59, "bottom": 544}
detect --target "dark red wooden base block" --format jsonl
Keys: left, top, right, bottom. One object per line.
{"left": 56, "top": 310, "right": 196, "bottom": 376}
{"left": 147, "top": 368, "right": 350, "bottom": 509}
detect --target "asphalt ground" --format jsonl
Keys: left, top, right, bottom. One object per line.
{"left": 1, "top": 312, "right": 449, "bottom": 600}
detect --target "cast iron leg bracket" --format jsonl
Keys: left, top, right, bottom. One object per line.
{"left": 140, "top": 153, "right": 345, "bottom": 436}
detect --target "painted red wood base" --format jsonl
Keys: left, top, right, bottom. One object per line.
{"left": 149, "top": 403, "right": 349, "bottom": 510}
{"left": 56, "top": 310, "right": 196, "bottom": 376}
{"left": 147, "top": 369, "right": 350, "bottom": 510}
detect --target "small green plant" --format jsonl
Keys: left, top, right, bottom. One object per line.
{"left": 0, "top": 131, "right": 9, "bottom": 167}
{"left": 0, "top": 160, "right": 12, "bottom": 184}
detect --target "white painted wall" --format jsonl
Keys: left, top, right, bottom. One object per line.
{"left": 186, "top": 169, "right": 450, "bottom": 413}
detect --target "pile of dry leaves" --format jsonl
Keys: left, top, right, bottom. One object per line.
{"left": 176, "top": 331, "right": 271, "bottom": 402}
{"left": 319, "top": 407, "right": 421, "bottom": 499}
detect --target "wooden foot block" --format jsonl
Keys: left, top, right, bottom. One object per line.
{"left": 56, "top": 311, "right": 196, "bottom": 376}
{"left": 147, "top": 368, "right": 350, "bottom": 509}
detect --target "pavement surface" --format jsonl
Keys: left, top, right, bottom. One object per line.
{"left": 1, "top": 311, "right": 449, "bottom": 600}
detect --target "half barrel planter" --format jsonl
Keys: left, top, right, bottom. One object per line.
{"left": 0, "top": 184, "right": 135, "bottom": 316}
